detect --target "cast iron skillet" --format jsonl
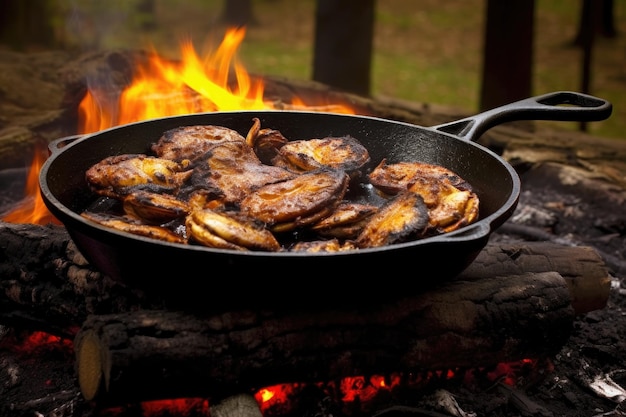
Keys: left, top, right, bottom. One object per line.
{"left": 39, "top": 91, "right": 612, "bottom": 309}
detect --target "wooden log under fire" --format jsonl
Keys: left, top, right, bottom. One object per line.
{"left": 0, "top": 221, "right": 612, "bottom": 406}
{"left": 74, "top": 271, "right": 575, "bottom": 405}
{"left": 0, "top": 221, "right": 610, "bottom": 329}
{"left": 71, "top": 247, "right": 610, "bottom": 406}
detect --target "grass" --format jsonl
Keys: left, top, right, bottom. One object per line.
{"left": 56, "top": 0, "right": 625, "bottom": 140}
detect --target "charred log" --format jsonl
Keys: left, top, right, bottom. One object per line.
{"left": 0, "top": 219, "right": 612, "bottom": 406}
{"left": 74, "top": 270, "right": 574, "bottom": 405}
{"left": 0, "top": 220, "right": 610, "bottom": 330}
{"left": 72, "top": 260, "right": 608, "bottom": 406}
{"left": 461, "top": 242, "right": 611, "bottom": 314}
{"left": 0, "top": 221, "right": 162, "bottom": 337}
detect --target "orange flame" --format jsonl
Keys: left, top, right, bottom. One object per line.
{"left": 2, "top": 27, "right": 354, "bottom": 225}
{"left": 78, "top": 27, "right": 354, "bottom": 134}
{"left": 1, "top": 142, "right": 61, "bottom": 225}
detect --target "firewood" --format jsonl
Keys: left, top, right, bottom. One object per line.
{"left": 74, "top": 270, "right": 578, "bottom": 405}
{"left": 0, "top": 221, "right": 163, "bottom": 336}
{"left": 461, "top": 241, "right": 611, "bottom": 314}
{"left": 0, "top": 221, "right": 610, "bottom": 331}
{"left": 0, "top": 221, "right": 613, "bottom": 405}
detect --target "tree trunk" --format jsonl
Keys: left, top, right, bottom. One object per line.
{"left": 0, "top": 0, "right": 59, "bottom": 51}
{"left": 313, "top": 0, "right": 375, "bottom": 96}
{"left": 220, "top": 0, "right": 256, "bottom": 28}
{"left": 480, "top": 0, "right": 534, "bottom": 112}
{"left": 574, "top": 0, "right": 617, "bottom": 44}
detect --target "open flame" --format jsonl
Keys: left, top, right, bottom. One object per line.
{"left": 2, "top": 27, "right": 354, "bottom": 225}
{"left": 1, "top": 142, "right": 62, "bottom": 225}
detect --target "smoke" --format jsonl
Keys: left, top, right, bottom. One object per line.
{"left": 62, "top": 0, "right": 137, "bottom": 51}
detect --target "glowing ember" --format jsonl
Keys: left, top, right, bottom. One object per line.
{"left": 253, "top": 362, "right": 539, "bottom": 416}
{"left": 2, "top": 27, "right": 354, "bottom": 225}
{"left": 141, "top": 398, "right": 210, "bottom": 416}
{"left": 4, "top": 329, "right": 542, "bottom": 416}
{"left": 22, "top": 331, "right": 73, "bottom": 352}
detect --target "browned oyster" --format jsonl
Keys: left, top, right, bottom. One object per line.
{"left": 185, "top": 208, "right": 281, "bottom": 251}
{"left": 239, "top": 168, "right": 350, "bottom": 232}
{"left": 354, "top": 191, "right": 429, "bottom": 248}
{"left": 81, "top": 211, "right": 186, "bottom": 244}
{"left": 420, "top": 184, "right": 479, "bottom": 233}
{"left": 85, "top": 154, "right": 192, "bottom": 199}
{"left": 122, "top": 190, "right": 190, "bottom": 223}
{"left": 368, "top": 159, "right": 479, "bottom": 233}
{"left": 82, "top": 121, "right": 481, "bottom": 253}
{"left": 185, "top": 141, "right": 296, "bottom": 204}
{"left": 310, "top": 201, "right": 379, "bottom": 239}
{"left": 368, "top": 159, "right": 473, "bottom": 193}
{"left": 245, "top": 117, "right": 289, "bottom": 164}
{"left": 290, "top": 238, "right": 357, "bottom": 253}
{"left": 152, "top": 125, "right": 246, "bottom": 162}
{"left": 271, "top": 135, "right": 370, "bottom": 176}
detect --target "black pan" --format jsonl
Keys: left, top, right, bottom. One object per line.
{"left": 39, "top": 91, "right": 612, "bottom": 309}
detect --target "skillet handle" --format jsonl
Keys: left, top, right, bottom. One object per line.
{"left": 47, "top": 135, "right": 85, "bottom": 156}
{"left": 431, "top": 91, "right": 613, "bottom": 142}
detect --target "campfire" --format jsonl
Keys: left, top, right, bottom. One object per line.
{"left": 3, "top": 27, "right": 356, "bottom": 228}
{"left": 1, "top": 27, "right": 626, "bottom": 417}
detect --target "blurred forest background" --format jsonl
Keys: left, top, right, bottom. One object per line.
{"left": 0, "top": 0, "right": 624, "bottom": 140}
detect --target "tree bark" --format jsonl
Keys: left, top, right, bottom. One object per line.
{"left": 574, "top": 0, "right": 617, "bottom": 44}
{"left": 0, "top": 0, "right": 59, "bottom": 51}
{"left": 480, "top": 0, "right": 534, "bottom": 112}
{"left": 220, "top": 0, "right": 256, "bottom": 28}
{"left": 312, "top": 0, "right": 375, "bottom": 96}
{"left": 74, "top": 270, "right": 577, "bottom": 405}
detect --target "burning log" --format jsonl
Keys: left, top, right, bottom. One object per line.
{"left": 69, "top": 242, "right": 610, "bottom": 406}
{"left": 0, "top": 221, "right": 162, "bottom": 336}
{"left": 0, "top": 221, "right": 613, "bottom": 408}
{"left": 0, "top": 220, "right": 610, "bottom": 332}
{"left": 75, "top": 274, "right": 572, "bottom": 405}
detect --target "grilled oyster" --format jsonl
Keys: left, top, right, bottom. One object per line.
{"left": 239, "top": 168, "right": 350, "bottom": 232}
{"left": 185, "top": 141, "right": 296, "bottom": 204}
{"left": 271, "top": 135, "right": 370, "bottom": 176}
{"left": 368, "top": 159, "right": 479, "bottom": 233}
{"left": 81, "top": 211, "right": 186, "bottom": 244}
{"left": 355, "top": 191, "right": 429, "bottom": 248}
{"left": 310, "top": 201, "right": 378, "bottom": 239}
{"left": 152, "top": 125, "right": 246, "bottom": 162}
{"left": 186, "top": 208, "right": 281, "bottom": 251}
{"left": 122, "top": 190, "right": 190, "bottom": 223}
{"left": 83, "top": 122, "right": 482, "bottom": 252}
{"left": 368, "top": 159, "right": 473, "bottom": 192}
{"left": 85, "top": 154, "right": 192, "bottom": 199}
{"left": 245, "top": 117, "right": 289, "bottom": 164}
{"left": 421, "top": 185, "right": 479, "bottom": 233}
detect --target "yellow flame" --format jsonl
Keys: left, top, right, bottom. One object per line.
{"left": 6, "top": 27, "right": 354, "bottom": 225}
